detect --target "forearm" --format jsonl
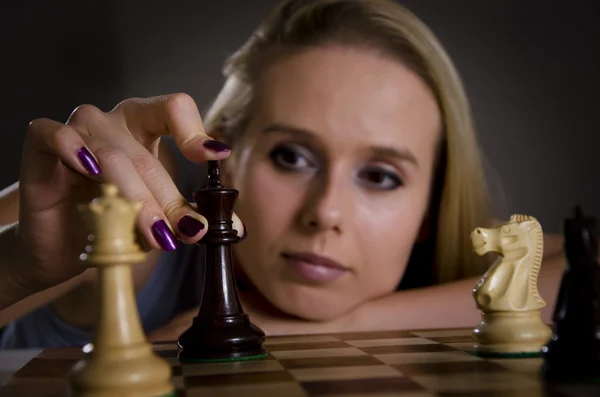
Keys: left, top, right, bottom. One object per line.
{"left": 260, "top": 253, "right": 567, "bottom": 336}
{"left": 0, "top": 223, "right": 87, "bottom": 327}
{"left": 345, "top": 252, "right": 566, "bottom": 332}
{"left": 0, "top": 276, "right": 87, "bottom": 328}
{"left": 0, "top": 223, "right": 37, "bottom": 311}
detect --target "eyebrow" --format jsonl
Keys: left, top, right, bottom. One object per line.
{"left": 262, "top": 123, "right": 419, "bottom": 168}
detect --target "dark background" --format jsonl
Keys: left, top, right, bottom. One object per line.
{"left": 1, "top": 0, "right": 598, "bottom": 233}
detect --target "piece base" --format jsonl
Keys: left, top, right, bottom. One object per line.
{"left": 177, "top": 315, "right": 267, "bottom": 364}
{"left": 471, "top": 349, "right": 540, "bottom": 358}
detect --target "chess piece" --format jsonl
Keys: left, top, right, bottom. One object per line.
{"left": 177, "top": 161, "right": 267, "bottom": 362}
{"left": 69, "top": 184, "right": 174, "bottom": 397}
{"left": 541, "top": 206, "right": 600, "bottom": 382}
{"left": 470, "top": 214, "right": 552, "bottom": 357}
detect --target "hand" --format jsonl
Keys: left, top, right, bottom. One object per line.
{"left": 16, "top": 93, "right": 243, "bottom": 293}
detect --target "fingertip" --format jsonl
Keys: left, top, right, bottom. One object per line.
{"left": 151, "top": 219, "right": 179, "bottom": 251}
{"left": 232, "top": 213, "right": 247, "bottom": 241}
{"left": 177, "top": 213, "right": 208, "bottom": 241}
{"left": 180, "top": 137, "right": 231, "bottom": 164}
{"left": 203, "top": 139, "right": 231, "bottom": 154}
{"left": 76, "top": 146, "right": 101, "bottom": 176}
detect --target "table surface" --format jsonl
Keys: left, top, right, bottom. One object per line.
{"left": 0, "top": 328, "right": 598, "bottom": 396}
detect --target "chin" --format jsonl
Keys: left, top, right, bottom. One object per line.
{"left": 268, "top": 283, "right": 358, "bottom": 322}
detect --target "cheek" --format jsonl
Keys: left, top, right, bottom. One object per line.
{"left": 355, "top": 187, "right": 431, "bottom": 290}
{"left": 235, "top": 162, "right": 304, "bottom": 248}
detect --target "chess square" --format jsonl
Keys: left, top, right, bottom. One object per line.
{"left": 488, "top": 357, "right": 543, "bottom": 374}
{"left": 265, "top": 335, "right": 340, "bottom": 345}
{"left": 184, "top": 370, "right": 294, "bottom": 388}
{"left": 444, "top": 342, "right": 476, "bottom": 352}
{"left": 181, "top": 359, "right": 285, "bottom": 376}
{"left": 279, "top": 354, "right": 385, "bottom": 370}
{"left": 265, "top": 341, "right": 352, "bottom": 351}
{"left": 334, "top": 330, "right": 415, "bottom": 340}
{"left": 37, "top": 347, "right": 84, "bottom": 360}
{"left": 411, "top": 372, "right": 541, "bottom": 393}
{"left": 392, "top": 360, "right": 513, "bottom": 376}
{"left": 411, "top": 329, "right": 472, "bottom": 338}
{"left": 270, "top": 347, "right": 367, "bottom": 360}
{"left": 153, "top": 342, "right": 178, "bottom": 352}
{"left": 374, "top": 351, "right": 483, "bottom": 365}
{"left": 436, "top": 391, "right": 556, "bottom": 397}
{"left": 289, "top": 365, "right": 402, "bottom": 382}
{"left": 358, "top": 343, "right": 458, "bottom": 355}
{"left": 427, "top": 336, "right": 476, "bottom": 344}
{"left": 300, "top": 376, "right": 426, "bottom": 395}
{"left": 183, "top": 382, "right": 308, "bottom": 397}
{"left": 345, "top": 337, "right": 438, "bottom": 348}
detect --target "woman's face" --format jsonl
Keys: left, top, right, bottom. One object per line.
{"left": 229, "top": 45, "right": 441, "bottom": 320}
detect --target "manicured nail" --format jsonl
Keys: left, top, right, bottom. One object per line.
{"left": 240, "top": 222, "right": 248, "bottom": 242}
{"left": 203, "top": 140, "right": 231, "bottom": 153}
{"left": 151, "top": 220, "right": 178, "bottom": 251}
{"left": 77, "top": 147, "right": 101, "bottom": 175}
{"left": 178, "top": 215, "right": 205, "bottom": 237}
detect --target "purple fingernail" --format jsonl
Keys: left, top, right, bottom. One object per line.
{"left": 178, "top": 215, "right": 205, "bottom": 237}
{"left": 77, "top": 147, "right": 101, "bottom": 175}
{"left": 203, "top": 140, "right": 231, "bottom": 153}
{"left": 151, "top": 220, "right": 178, "bottom": 251}
{"left": 240, "top": 222, "right": 248, "bottom": 242}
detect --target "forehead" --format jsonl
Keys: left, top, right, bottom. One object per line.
{"left": 253, "top": 46, "right": 441, "bottom": 151}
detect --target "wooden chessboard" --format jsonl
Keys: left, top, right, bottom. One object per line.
{"left": 0, "top": 328, "right": 596, "bottom": 396}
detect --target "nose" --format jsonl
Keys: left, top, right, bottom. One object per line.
{"left": 298, "top": 173, "right": 344, "bottom": 234}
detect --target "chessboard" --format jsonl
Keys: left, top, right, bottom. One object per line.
{"left": 1, "top": 328, "right": 597, "bottom": 397}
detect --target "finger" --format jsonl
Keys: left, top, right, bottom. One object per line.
{"left": 67, "top": 108, "right": 210, "bottom": 245}
{"left": 108, "top": 94, "right": 231, "bottom": 164}
{"left": 84, "top": 136, "right": 209, "bottom": 246}
{"left": 22, "top": 118, "right": 102, "bottom": 186}
{"left": 189, "top": 202, "right": 246, "bottom": 241}
{"left": 85, "top": 137, "right": 202, "bottom": 251}
{"left": 232, "top": 212, "right": 247, "bottom": 242}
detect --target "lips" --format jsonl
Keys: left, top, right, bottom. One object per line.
{"left": 281, "top": 251, "right": 350, "bottom": 283}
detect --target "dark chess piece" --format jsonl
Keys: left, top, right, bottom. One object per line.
{"left": 177, "top": 161, "right": 267, "bottom": 362}
{"left": 541, "top": 206, "right": 600, "bottom": 382}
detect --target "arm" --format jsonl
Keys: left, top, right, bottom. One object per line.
{"left": 0, "top": 183, "right": 88, "bottom": 327}
{"left": 0, "top": 225, "right": 34, "bottom": 311}
{"left": 147, "top": 225, "right": 569, "bottom": 339}
{"left": 148, "top": 252, "right": 566, "bottom": 340}
{"left": 0, "top": 140, "right": 182, "bottom": 329}
{"left": 258, "top": 230, "right": 568, "bottom": 335}
{"left": 0, "top": 222, "right": 91, "bottom": 328}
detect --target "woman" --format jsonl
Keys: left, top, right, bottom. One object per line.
{"left": 0, "top": 0, "right": 565, "bottom": 348}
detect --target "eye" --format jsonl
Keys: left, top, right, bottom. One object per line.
{"left": 503, "top": 226, "right": 511, "bottom": 233}
{"left": 357, "top": 166, "right": 403, "bottom": 191}
{"left": 269, "top": 143, "right": 317, "bottom": 172}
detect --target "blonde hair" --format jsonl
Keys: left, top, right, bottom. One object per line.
{"left": 204, "top": 0, "right": 491, "bottom": 284}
